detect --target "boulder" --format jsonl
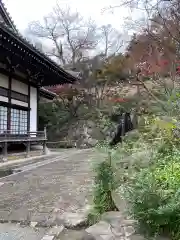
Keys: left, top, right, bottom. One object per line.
{"left": 55, "top": 205, "right": 91, "bottom": 229}
{"left": 67, "top": 120, "right": 104, "bottom": 148}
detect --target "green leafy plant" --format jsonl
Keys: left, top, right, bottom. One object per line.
{"left": 124, "top": 110, "right": 180, "bottom": 239}
{"left": 126, "top": 151, "right": 180, "bottom": 239}
{"left": 119, "top": 89, "right": 180, "bottom": 239}
{"left": 88, "top": 153, "right": 118, "bottom": 225}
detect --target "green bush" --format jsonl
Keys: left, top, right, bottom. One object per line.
{"left": 126, "top": 150, "right": 180, "bottom": 239}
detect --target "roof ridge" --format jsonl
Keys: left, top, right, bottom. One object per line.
{"left": 0, "top": 0, "right": 18, "bottom": 32}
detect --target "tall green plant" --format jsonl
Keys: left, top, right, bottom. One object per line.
{"left": 88, "top": 151, "right": 118, "bottom": 225}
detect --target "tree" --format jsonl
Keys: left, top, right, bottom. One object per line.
{"left": 27, "top": 4, "right": 124, "bottom": 67}
{"left": 27, "top": 5, "right": 98, "bottom": 67}
{"left": 99, "top": 24, "right": 123, "bottom": 57}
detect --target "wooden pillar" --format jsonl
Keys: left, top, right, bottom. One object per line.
{"left": 27, "top": 81, "right": 30, "bottom": 132}
{"left": 26, "top": 141, "right": 30, "bottom": 158}
{"left": 43, "top": 140, "right": 46, "bottom": 155}
{"left": 26, "top": 132, "right": 30, "bottom": 158}
{"left": 42, "top": 127, "right": 47, "bottom": 155}
{"left": 2, "top": 141, "right": 7, "bottom": 162}
{"left": 36, "top": 87, "right": 40, "bottom": 131}
{"left": 7, "top": 74, "right": 12, "bottom": 132}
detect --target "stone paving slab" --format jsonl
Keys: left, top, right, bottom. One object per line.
{"left": 0, "top": 223, "right": 46, "bottom": 240}
{"left": 57, "top": 229, "right": 97, "bottom": 240}
{"left": 85, "top": 211, "right": 170, "bottom": 240}
{"left": 0, "top": 149, "right": 95, "bottom": 226}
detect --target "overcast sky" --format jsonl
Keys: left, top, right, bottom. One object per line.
{"left": 3, "top": 0, "right": 135, "bottom": 33}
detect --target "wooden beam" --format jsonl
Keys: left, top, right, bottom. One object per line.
{"left": 0, "top": 67, "right": 37, "bottom": 88}
{"left": 0, "top": 101, "right": 30, "bottom": 111}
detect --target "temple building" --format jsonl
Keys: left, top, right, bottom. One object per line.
{"left": 0, "top": 1, "right": 77, "bottom": 159}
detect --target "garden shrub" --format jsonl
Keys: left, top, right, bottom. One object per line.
{"left": 126, "top": 150, "right": 180, "bottom": 239}
{"left": 122, "top": 94, "right": 180, "bottom": 239}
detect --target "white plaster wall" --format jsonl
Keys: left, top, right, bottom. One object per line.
{"left": 0, "top": 74, "right": 8, "bottom": 88}
{"left": 11, "top": 99, "right": 28, "bottom": 107}
{"left": 0, "top": 96, "right": 8, "bottom": 102}
{"left": 12, "top": 79, "right": 28, "bottom": 95}
{"left": 11, "top": 79, "right": 28, "bottom": 107}
{"left": 30, "top": 86, "right": 37, "bottom": 132}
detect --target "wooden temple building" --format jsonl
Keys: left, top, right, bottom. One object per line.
{"left": 0, "top": 1, "right": 77, "bottom": 160}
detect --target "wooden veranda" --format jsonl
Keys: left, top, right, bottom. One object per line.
{"left": 0, "top": 128, "right": 47, "bottom": 161}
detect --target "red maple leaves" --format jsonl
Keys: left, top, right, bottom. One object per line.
{"left": 138, "top": 59, "right": 180, "bottom": 75}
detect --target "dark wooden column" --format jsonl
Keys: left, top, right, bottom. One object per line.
{"left": 27, "top": 80, "right": 30, "bottom": 132}
{"left": 7, "top": 73, "right": 12, "bottom": 131}
{"left": 36, "top": 86, "right": 40, "bottom": 131}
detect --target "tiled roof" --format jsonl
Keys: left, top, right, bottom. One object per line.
{"left": 0, "top": 0, "right": 18, "bottom": 32}
{"left": 0, "top": 0, "right": 78, "bottom": 84}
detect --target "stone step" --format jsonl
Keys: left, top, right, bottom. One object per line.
{"left": 56, "top": 229, "right": 93, "bottom": 240}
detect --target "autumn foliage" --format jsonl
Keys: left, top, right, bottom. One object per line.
{"left": 125, "top": 2, "right": 180, "bottom": 78}
{"left": 110, "top": 98, "right": 128, "bottom": 103}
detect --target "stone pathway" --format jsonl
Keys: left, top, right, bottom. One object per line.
{"left": 0, "top": 149, "right": 95, "bottom": 226}
{"left": 0, "top": 148, "right": 167, "bottom": 240}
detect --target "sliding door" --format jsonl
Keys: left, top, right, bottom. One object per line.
{"left": 11, "top": 108, "right": 28, "bottom": 134}
{"left": 0, "top": 106, "right": 7, "bottom": 134}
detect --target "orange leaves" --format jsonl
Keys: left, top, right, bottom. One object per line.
{"left": 109, "top": 98, "right": 128, "bottom": 103}
{"left": 46, "top": 84, "right": 79, "bottom": 98}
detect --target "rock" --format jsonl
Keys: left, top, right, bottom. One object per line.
{"left": 101, "top": 211, "right": 124, "bottom": 225}
{"left": 30, "top": 222, "right": 38, "bottom": 228}
{"left": 57, "top": 212, "right": 87, "bottom": 228}
{"left": 56, "top": 205, "right": 91, "bottom": 229}
{"left": 36, "top": 217, "right": 55, "bottom": 228}
{"left": 124, "top": 226, "right": 136, "bottom": 237}
{"left": 121, "top": 219, "right": 138, "bottom": 226}
{"left": 80, "top": 231, "right": 97, "bottom": 240}
{"left": 41, "top": 235, "right": 55, "bottom": 240}
{"left": 86, "top": 211, "right": 139, "bottom": 240}
{"left": 0, "top": 182, "right": 4, "bottom": 187}
{"left": 86, "top": 221, "right": 114, "bottom": 239}
{"left": 100, "top": 211, "right": 125, "bottom": 236}
{"left": 58, "top": 229, "right": 97, "bottom": 240}
{"left": 67, "top": 120, "right": 105, "bottom": 148}
{"left": 47, "top": 225, "right": 64, "bottom": 237}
